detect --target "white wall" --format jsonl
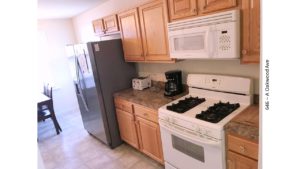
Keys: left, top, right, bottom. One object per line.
{"left": 138, "top": 60, "right": 260, "bottom": 94}
{"left": 72, "top": 0, "right": 260, "bottom": 94}
{"left": 72, "top": 0, "right": 151, "bottom": 43}
{"left": 38, "top": 19, "right": 79, "bottom": 114}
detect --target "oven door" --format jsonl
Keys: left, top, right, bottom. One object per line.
{"left": 160, "top": 122, "right": 225, "bottom": 169}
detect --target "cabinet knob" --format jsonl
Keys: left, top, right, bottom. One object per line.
{"left": 242, "top": 49, "right": 248, "bottom": 55}
{"left": 239, "top": 145, "right": 246, "bottom": 153}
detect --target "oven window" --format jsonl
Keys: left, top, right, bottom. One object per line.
{"left": 172, "top": 135, "right": 205, "bottom": 162}
{"left": 174, "top": 34, "right": 205, "bottom": 51}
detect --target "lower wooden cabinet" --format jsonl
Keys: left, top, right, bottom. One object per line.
{"left": 136, "top": 116, "right": 164, "bottom": 164}
{"left": 227, "top": 151, "right": 258, "bottom": 169}
{"left": 115, "top": 109, "right": 139, "bottom": 149}
{"left": 114, "top": 97, "right": 164, "bottom": 164}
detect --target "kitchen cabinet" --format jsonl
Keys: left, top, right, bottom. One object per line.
{"left": 201, "top": 0, "right": 237, "bottom": 13}
{"left": 114, "top": 97, "right": 164, "bottom": 164}
{"left": 92, "top": 19, "right": 105, "bottom": 36}
{"left": 139, "top": 0, "right": 171, "bottom": 61}
{"left": 103, "top": 14, "right": 119, "bottom": 34}
{"left": 227, "top": 134, "right": 258, "bottom": 169}
{"left": 168, "top": 0, "right": 198, "bottom": 20}
{"left": 92, "top": 14, "right": 119, "bottom": 36}
{"left": 136, "top": 116, "right": 164, "bottom": 164}
{"left": 167, "top": 0, "right": 237, "bottom": 21}
{"left": 118, "top": 8, "right": 144, "bottom": 61}
{"left": 114, "top": 98, "right": 139, "bottom": 149}
{"left": 227, "top": 151, "right": 258, "bottom": 169}
{"left": 241, "top": 0, "right": 260, "bottom": 63}
{"left": 118, "top": 0, "right": 173, "bottom": 62}
{"left": 226, "top": 105, "right": 259, "bottom": 169}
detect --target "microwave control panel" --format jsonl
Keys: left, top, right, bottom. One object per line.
{"left": 215, "top": 22, "right": 239, "bottom": 59}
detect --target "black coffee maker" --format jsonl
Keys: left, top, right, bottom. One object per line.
{"left": 164, "top": 70, "right": 183, "bottom": 97}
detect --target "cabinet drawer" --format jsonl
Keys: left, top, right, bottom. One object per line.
{"left": 134, "top": 104, "right": 158, "bottom": 123}
{"left": 227, "top": 134, "right": 258, "bottom": 160}
{"left": 114, "top": 97, "right": 133, "bottom": 113}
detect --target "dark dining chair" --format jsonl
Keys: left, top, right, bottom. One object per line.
{"left": 38, "top": 84, "right": 62, "bottom": 135}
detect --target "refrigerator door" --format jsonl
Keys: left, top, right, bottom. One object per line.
{"left": 88, "top": 39, "right": 137, "bottom": 148}
{"left": 74, "top": 44, "right": 110, "bottom": 145}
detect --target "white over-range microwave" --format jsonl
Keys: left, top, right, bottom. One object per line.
{"left": 168, "top": 9, "right": 240, "bottom": 59}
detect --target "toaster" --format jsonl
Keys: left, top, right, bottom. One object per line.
{"left": 132, "top": 76, "right": 151, "bottom": 90}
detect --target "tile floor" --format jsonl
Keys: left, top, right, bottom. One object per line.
{"left": 38, "top": 109, "right": 164, "bottom": 169}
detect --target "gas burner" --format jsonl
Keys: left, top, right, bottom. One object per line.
{"left": 166, "top": 96, "right": 206, "bottom": 113}
{"left": 195, "top": 101, "right": 240, "bottom": 123}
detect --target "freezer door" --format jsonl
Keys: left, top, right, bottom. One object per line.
{"left": 88, "top": 39, "right": 137, "bottom": 148}
{"left": 74, "top": 44, "right": 109, "bottom": 145}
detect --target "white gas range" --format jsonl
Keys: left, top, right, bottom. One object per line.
{"left": 158, "top": 74, "right": 253, "bottom": 169}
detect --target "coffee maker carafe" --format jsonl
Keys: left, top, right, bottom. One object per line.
{"left": 164, "top": 70, "right": 183, "bottom": 97}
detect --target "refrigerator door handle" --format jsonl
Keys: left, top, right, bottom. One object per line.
{"left": 75, "top": 56, "right": 89, "bottom": 112}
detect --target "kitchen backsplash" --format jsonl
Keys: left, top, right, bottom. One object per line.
{"left": 136, "top": 59, "right": 260, "bottom": 94}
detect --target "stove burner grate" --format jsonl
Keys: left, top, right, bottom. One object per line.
{"left": 166, "top": 96, "right": 206, "bottom": 113}
{"left": 195, "top": 101, "right": 240, "bottom": 123}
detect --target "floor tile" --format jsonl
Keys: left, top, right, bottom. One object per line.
{"left": 38, "top": 108, "right": 164, "bottom": 169}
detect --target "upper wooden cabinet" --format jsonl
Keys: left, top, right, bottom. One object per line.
{"left": 118, "top": 0, "right": 173, "bottom": 62}
{"left": 118, "top": 8, "right": 144, "bottom": 61}
{"left": 168, "top": 0, "right": 237, "bottom": 21}
{"left": 103, "top": 14, "right": 119, "bottom": 34}
{"left": 92, "top": 14, "right": 119, "bottom": 35}
{"left": 168, "top": 0, "right": 198, "bottom": 20}
{"left": 201, "top": 0, "right": 237, "bottom": 13}
{"left": 118, "top": 8, "right": 145, "bottom": 61}
{"left": 241, "top": 0, "right": 260, "bottom": 63}
{"left": 139, "top": 0, "right": 171, "bottom": 61}
{"left": 92, "top": 19, "right": 105, "bottom": 35}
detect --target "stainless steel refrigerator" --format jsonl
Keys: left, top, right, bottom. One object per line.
{"left": 65, "top": 39, "right": 136, "bottom": 148}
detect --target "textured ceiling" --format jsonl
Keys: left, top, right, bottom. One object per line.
{"left": 38, "top": 0, "right": 108, "bottom": 19}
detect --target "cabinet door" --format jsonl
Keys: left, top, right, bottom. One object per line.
{"left": 227, "top": 151, "right": 258, "bottom": 169}
{"left": 168, "top": 0, "right": 198, "bottom": 21}
{"left": 139, "top": 0, "right": 171, "bottom": 61}
{"left": 201, "top": 0, "right": 237, "bottom": 13}
{"left": 241, "top": 0, "right": 260, "bottom": 63}
{"left": 136, "top": 116, "right": 164, "bottom": 164}
{"left": 92, "top": 19, "right": 105, "bottom": 35}
{"left": 115, "top": 109, "right": 139, "bottom": 149}
{"left": 118, "top": 8, "right": 144, "bottom": 61}
{"left": 103, "top": 14, "right": 119, "bottom": 34}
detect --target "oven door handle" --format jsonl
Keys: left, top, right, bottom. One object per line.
{"left": 160, "top": 121, "right": 221, "bottom": 147}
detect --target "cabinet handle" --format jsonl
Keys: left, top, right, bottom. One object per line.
{"left": 203, "top": 0, "right": 207, "bottom": 9}
{"left": 239, "top": 146, "right": 246, "bottom": 153}
{"left": 251, "top": 0, "right": 254, "bottom": 9}
{"left": 192, "top": 8, "right": 197, "bottom": 13}
{"left": 242, "top": 49, "right": 247, "bottom": 55}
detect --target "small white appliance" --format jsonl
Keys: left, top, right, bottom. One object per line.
{"left": 132, "top": 76, "right": 151, "bottom": 90}
{"left": 158, "top": 74, "right": 253, "bottom": 169}
{"left": 168, "top": 10, "right": 240, "bottom": 59}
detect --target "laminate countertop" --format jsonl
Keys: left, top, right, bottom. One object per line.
{"left": 225, "top": 105, "right": 259, "bottom": 143}
{"left": 114, "top": 87, "right": 187, "bottom": 111}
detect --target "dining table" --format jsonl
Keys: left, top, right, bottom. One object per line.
{"left": 37, "top": 93, "right": 61, "bottom": 134}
